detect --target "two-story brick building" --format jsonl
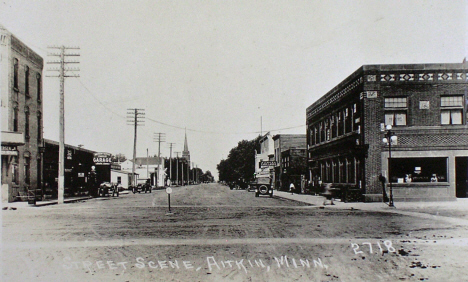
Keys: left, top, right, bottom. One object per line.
{"left": 272, "top": 134, "right": 306, "bottom": 190}
{"left": 306, "top": 63, "right": 468, "bottom": 202}
{"left": 1, "top": 25, "right": 44, "bottom": 203}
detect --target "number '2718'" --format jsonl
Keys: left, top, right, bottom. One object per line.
{"left": 351, "top": 241, "right": 396, "bottom": 255}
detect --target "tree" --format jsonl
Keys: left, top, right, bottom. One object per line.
{"left": 200, "top": 170, "right": 214, "bottom": 183}
{"left": 112, "top": 153, "right": 126, "bottom": 162}
{"left": 217, "top": 136, "right": 261, "bottom": 184}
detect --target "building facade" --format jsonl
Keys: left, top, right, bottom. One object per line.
{"left": 1, "top": 25, "right": 44, "bottom": 203}
{"left": 272, "top": 134, "right": 306, "bottom": 190}
{"left": 254, "top": 132, "right": 274, "bottom": 179}
{"left": 306, "top": 63, "right": 468, "bottom": 202}
{"left": 280, "top": 148, "right": 307, "bottom": 192}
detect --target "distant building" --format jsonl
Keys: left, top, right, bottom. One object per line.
{"left": 272, "top": 134, "right": 306, "bottom": 190}
{"left": 120, "top": 157, "right": 164, "bottom": 186}
{"left": 1, "top": 25, "right": 44, "bottom": 203}
{"left": 306, "top": 63, "right": 468, "bottom": 202}
{"left": 255, "top": 132, "right": 274, "bottom": 179}
{"left": 281, "top": 148, "right": 307, "bottom": 192}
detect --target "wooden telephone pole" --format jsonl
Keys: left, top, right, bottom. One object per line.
{"left": 47, "top": 46, "right": 80, "bottom": 204}
{"left": 127, "top": 109, "right": 145, "bottom": 186}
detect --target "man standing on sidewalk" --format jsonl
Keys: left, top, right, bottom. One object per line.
{"left": 289, "top": 182, "right": 295, "bottom": 195}
{"left": 379, "top": 174, "right": 389, "bottom": 203}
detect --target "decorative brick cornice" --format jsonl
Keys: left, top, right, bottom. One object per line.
{"left": 307, "top": 77, "right": 363, "bottom": 120}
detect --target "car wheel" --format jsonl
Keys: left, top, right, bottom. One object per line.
{"left": 255, "top": 192, "right": 259, "bottom": 197}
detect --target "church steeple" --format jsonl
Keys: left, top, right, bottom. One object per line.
{"left": 182, "top": 129, "right": 190, "bottom": 162}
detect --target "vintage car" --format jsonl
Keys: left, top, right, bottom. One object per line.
{"left": 132, "top": 180, "right": 152, "bottom": 194}
{"left": 252, "top": 177, "right": 273, "bottom": 197}
{"left": 99, "top": 182, "right": 119, "bottom": 197}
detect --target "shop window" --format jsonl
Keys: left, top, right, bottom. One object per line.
{"left": 389, "top": 157, "right": 447, "bottom": 183}
{"left": 347, "top": 158, "right": 355, "bottom": 184}
{"left": 385, "top": 97, "right": 407, "bottom": 126}
{"left": 339, "top": 159, "right": 345, "bottom": 183}
{"left": 13, "top": 58, "right": 19, "bottom": 90}
{"left": 25, "top": 66, "right": 30, "bottom": 97}
{"left": 441, "top": 96, "right": 463, "bottom": 125}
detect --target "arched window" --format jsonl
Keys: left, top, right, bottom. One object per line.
{"left": 25, "top": 106, "right": 30, "bottom": 139}
{"left": 36, "top": 73, "right": 41, "bottom": 102}
{"left": 13, "top": 105, "right": 19, "bottom": 132}
{"left": 37, "top": 111, "right": 42, "bottom": 141}
{"left": 25, "top": 65, "right": 30, "bottom": 96}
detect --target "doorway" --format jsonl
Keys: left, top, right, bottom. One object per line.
{"left": 455, "top": 157, "right": 468, "bottom": 198}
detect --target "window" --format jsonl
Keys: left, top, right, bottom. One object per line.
{"left": 384, "top": 97, "right": 407, "bottom": 126}
{"left": 345, "top": 107, "right": 352, "bottom": 133}
{"left": 25, "top": 66, "right": 30, "bottom": 96}
{"left": 25, "top": 107, "right": 30, "bottom": 140}
{"left": 389, "top": 157, "right": 447, "bottom": 183}
{"left": 13, "top": 58, "right": 19, "bottom": 89}
{"left": 24, "top": 156, "right": 30, "bottom": 184}
{"left": 441, "top": 96, "right": 463, "bottom": 125}
{"left": 13, "top": 106, "right": 19, "bottom": 132}
{"left": 36, "top": 73, "right": 41, "bottom": 102}
{"left": 37, "top": 112, "right": 42, "bottom": 141}
{"left": 12, "top": 156, "right": 18, "bottom": 184}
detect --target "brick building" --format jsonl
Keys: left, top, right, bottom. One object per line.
{"left": 280, "top": 147, "right": 307, "bottom": 192}
{"left": 272, "top": 134, "right": 306, "bottom": 190}
{"left": 1, "top": 25, "right": 44, "bottom": 203}
{"left": 306, "top": 63, "right": 468, "bottom": 202}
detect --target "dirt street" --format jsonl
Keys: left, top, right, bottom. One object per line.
{"left": 2, "top": 183, "right": 468, "bottom": 281}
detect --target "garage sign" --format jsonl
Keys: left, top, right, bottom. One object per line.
{"left": 93, "top": 152, "right": 112, "bottom": 165}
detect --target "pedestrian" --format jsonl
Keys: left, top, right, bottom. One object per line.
{"left": 322, "top": 183, "right": 335, "bottom": 206}
{"left": 379, "top": 174, "right": 389, "bottom": 203}
{"left": 300, "top": 175, "right": 306, "bottom": 194}
{"left": 289, "top": 182, "right": 295, "bottom": 195}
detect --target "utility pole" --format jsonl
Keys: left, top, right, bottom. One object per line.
{"left": 47, "top": 45, "right": 80, "bottom": 204}
{"left": 154, "top": 133, "right": 166, "bottom": 186}
{"left": 127, "top": 108, "right": 145, "bottom": 186}
{"left": 167, "top": 143, "right": 176, "bottom": 183}
{"left": 175, "top": 152, "right": 180, "bottom": 185}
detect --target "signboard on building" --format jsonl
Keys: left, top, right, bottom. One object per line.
{"left": 1, "top": 145, "right": 18, "bottom": 156}
{"left": 260, "top": 161, "right": 277, "bottom": 168}
{"left": 93, "top": 152, "right": 112, "bottom": 165}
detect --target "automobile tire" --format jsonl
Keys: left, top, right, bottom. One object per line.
{"left": 259, "top": 185, "right": 269, "bottom": 195}
{"left": 255, "top": 192, "right": 259, "bottom": 197}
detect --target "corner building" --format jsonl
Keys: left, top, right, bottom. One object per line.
{"left": 1, "top": 25, "right": 44, "bottom": 203}
{"left": 306, "top": 63, "right": 468, "bottom": 202}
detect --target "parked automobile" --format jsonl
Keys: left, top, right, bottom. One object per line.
{"left": 252, "top": 177, "right": 273, "bottom": 197}
{"left": 132, "top": 180, "right": 151, "bottom": 194}
{"left": 99, "top": 182, "right": 119, "bottom": 197}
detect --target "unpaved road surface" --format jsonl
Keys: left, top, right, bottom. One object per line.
{"left": 2, "top": 183, "right": 468, "bottom": 281}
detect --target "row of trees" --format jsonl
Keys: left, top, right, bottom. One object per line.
{"left": 217, "top": 136, "right": 261, "bottom": 184}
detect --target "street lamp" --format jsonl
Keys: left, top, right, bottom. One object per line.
{"left": 382, "top": 124, "right": 397, "bottom": 208}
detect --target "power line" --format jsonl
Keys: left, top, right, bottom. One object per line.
{"left": 75, "top": 77, "right": 305, "bottom": 135}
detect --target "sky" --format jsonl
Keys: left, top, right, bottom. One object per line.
{"left": 1, "top": 0, "right": 466, "bottom": 178}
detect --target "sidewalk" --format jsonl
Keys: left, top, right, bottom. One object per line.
{"left": 274, "top": 190, "right": 468, "bottom": 225}
{"left": 2, "top": 196, "right": 94, "bottom": 209}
